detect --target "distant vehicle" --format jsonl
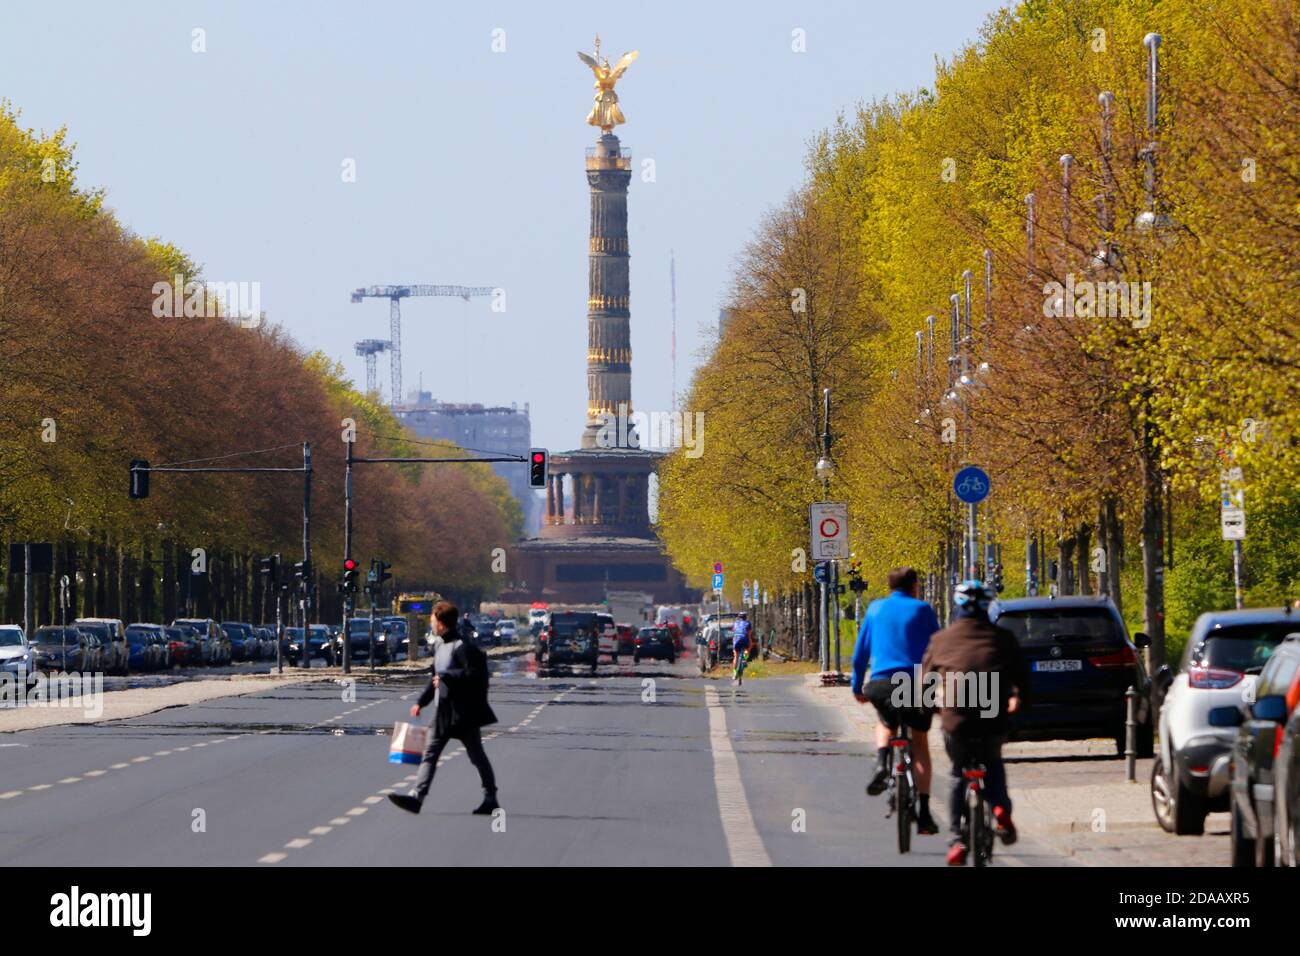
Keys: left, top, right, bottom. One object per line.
{"left": 221, "top": 622, "right": 259, "bottom": 662}
{"left": 528, "top": 606, "right": 548, "bottom": 635}
{"left": 30, "top": 626, "right": 94, "bottom": 673}
{"left": 493, "top": 619, "right": 517, "bottom": 644}
{"left": 1223, "top": 634, "right": 1300, "bottom": 866}
{"left": 633, "top": 626, "right": 676, "bottom": 664}
{"left": 0, "top": 625, "right": 33, "bottom": 682}
{"left": 655, "top": 606, "right": 684, "bottom": 630}
{"left": 173, "top": 619, "right": 231, "bottom": 665}
{"left": 990, "top": 596, "right": 1153, "bottom": 756}
{"left": 467, "top": 615, "right": 498, "bottom": 648}
{"left": 344, "top": 618, "right": 390, "bottom": 663}
{"left": 74, "top": 619, "right": 130, "bottom": 675}
{"left": 125, "top": 624, "right": 165, "bottom": 671}
{"left": 698, "top": 619, "right": 737, "bottom": 672}
{"left": 595, "top": 612, "right": 619, "bottom": 663}
{"left": 615, "top": 623, "right": 636, "bottom": 655}
{"left": 1152, "top": 607, "right": 1300, "bottom": 835}
{"left": 163, "top": 626, "right": 199, "bottom": 667}
{"left": 538, "top": 610, "right": 599, "bottom": 672}
{"left": 285, "top": 627, "right": 334, "bottom": 665}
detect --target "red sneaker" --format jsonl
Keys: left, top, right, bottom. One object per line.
{"left": 993, "top": 805, "right": 1017, "bottom": 845}
{"left": 946, "top": 841, "right": 968, "bottom": 866}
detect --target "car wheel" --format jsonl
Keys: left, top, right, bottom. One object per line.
{"left": 1230, "top": 801, "right": 1256, "bottom": 867}
{"left": 1150, "top": 757, "right": 1175, "bottom": 833}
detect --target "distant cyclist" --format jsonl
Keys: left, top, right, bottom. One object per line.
{"left": 731, "top": 611, "right": 753, "bottom": 684}
{"left": 921, "top": 580, "right": 1031, "bottom": 865}
{"left": 851, "top": 567, "right": 941, "bottom": 836}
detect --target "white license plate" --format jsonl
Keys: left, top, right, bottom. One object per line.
{"left": 1034, "top": 659, "right": 1083, "bottom": 672}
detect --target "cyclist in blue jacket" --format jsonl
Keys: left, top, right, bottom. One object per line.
{"left": 851, "top": 567, "right": 941, "bottom": 835}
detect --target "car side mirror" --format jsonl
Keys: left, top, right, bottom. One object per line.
{"left": 1133, "top": 632, "right": 1150, "bottom": 649}
{"left": 1153, "top": 664, "right": 1174, "bottom": 693}
{"left": 1207, "top": 705, "right": 1245, "bottom": 728}
{"left": 1252, "top": 695, "right": 1288, "bottom": 723}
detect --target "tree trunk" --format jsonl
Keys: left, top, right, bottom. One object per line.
{"left": 1076, "top": 524, "right": 1093, "bottom": 595}
{"left": 1141, "top": 447, "right": 1166, "bottom": 670}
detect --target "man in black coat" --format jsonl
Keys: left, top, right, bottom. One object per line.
{"left": 389, "top": 601, "right": 499, "bottom": 816}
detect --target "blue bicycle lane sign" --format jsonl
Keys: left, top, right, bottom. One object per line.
{"left": 953, "top": 466, "right": 991, "bottom": 504}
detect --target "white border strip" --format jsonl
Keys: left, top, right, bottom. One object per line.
{"left": 704, "top": 685, "right": 771, "bottom": 867}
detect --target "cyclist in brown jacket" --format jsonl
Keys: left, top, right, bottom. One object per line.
{"left": 921, "top": 580, "right": 1030, "bottom": 865}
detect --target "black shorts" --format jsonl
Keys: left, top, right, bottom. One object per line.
{"left": 865, "top": 677, "right": 933, "bottom": 733}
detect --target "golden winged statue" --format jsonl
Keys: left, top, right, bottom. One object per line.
{"left": 577, "top": 36, "right": 638, "bottom": 132}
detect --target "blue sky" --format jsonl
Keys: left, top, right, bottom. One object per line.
{"left": 0, "top": 0, "right": 1007, "bottom": 451}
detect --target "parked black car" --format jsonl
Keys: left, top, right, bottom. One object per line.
{"left": 990, "top": 596, "right": 1153, "bottom": 756}
{"left": 1223, "top": 635, "right": 1300, "bottom": 866}
{"left": 633, "top": 626, "right": 676, "bottom": 664}
{"left": 29, "top": 626, "right": 95, "bottom": 673}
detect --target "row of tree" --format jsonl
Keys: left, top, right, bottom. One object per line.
{"left": 658, "top": 0, "right": 1300, "bottom": 666}
{"left": 0, "top": 101, "right": 520, "bottom": 627}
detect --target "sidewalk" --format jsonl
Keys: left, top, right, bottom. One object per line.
{"left": 805, "top": 674, "right": 1229, "bottom": 866}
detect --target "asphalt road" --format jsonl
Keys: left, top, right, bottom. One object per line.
{"left": 0, "top": 649, "right": 1063, "bottom": 866}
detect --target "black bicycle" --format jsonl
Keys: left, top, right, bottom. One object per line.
{"left": 884, "top": 724, "right": 916, "bottom": 854}
{"left": 958, "top": 758, "right": 996, "bottom": 867}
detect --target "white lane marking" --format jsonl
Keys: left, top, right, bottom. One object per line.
{"left": 329, "top": 817, "right": 351, "bottom": 826}
{"left": 309, "top": 826, "right": 333, "bottom": 836}
{"left": 28, "top": 784, "right": 51, "bottom": 791}
{"left": 84, "top": 769, "right": 107, "bottom": 777}
{"left": 153, "top": 750, "right": 172, "bottom": 757}
{"left": 346, "top": 807, "right": 368, "bottom": 816}
{"left": 362, "top": 795, "right": 382, "bottom": 805}
{"left": 111, "top": 762, "right": 131, "bottom": 768}
{"left": 704, "top": 685, "right": 772, "bottom": 867}
{"left": 259, "top": 852, "right": 288, "bottom": 864}
{"left": 285, "top": 838, "right": 312, "bottom": 849}
{"left": 1, "top": 791, "right": 23, "bottom": 799}
{"left": 131, "top": 756, "right": 150, "bottom": 763}
{"left": 58, "top": 777, "right": 81, "bottom": 784}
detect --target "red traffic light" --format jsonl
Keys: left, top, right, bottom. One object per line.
{"left": 532, "top": 452, "right": 544, "bottom": 463}
{"left": 343, "top": 558, "right": 357, "bottom": 571}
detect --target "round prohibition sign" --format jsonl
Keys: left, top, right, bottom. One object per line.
{"left": 819, "top": 516, "right": 842, "bottom": 539}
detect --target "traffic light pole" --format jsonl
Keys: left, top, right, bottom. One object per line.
{"left": 128, "top": 446, "right": 312, "bottom": 668}
{"left": 338, "top": 439, "right": 533, "bottom": 675}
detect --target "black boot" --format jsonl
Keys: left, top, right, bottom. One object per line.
{"left": 866, "top": 747, "right": 890, "bottom": 796}
{"left": 388, "top": 792, "right": 422, "bottom": 814}
{"left": 916, "top": 795, "right": 939, "bottom": 835}
{"left": 473, "top": 791, "right": 500, "bottom": 815}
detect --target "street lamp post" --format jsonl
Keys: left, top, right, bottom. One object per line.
{"left": 815, "top": 387, "right": 835, "bottom": 674}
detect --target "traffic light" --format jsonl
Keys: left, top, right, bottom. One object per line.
{"left": 528, "top": 448, "right": 548, "bottom": 489}
{"left": 992, "top": 563, "right": 1005, "bottom": 593}
{"left": 341, "top": 557, "right": 358, "bottom": 592}
{"left": 259, "top": 554, "right": 280, "bottom": 584}
{"left": 129, "top": 460, "right": 150, "bottom": 499}
{"left": 294, "top": 559, "right": 312, "bottom": 591}
{"left": 375, "top": 560, "right": 391, "bottom": 585}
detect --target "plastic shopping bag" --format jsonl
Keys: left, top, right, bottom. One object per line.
{"left": 389, "top": 721, "right": 428, "bottom": 764}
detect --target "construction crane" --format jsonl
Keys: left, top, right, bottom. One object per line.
{"left": 350, "top": 285, "right": 495, "bottom": 409}
{"left": 353, "top": 339, "right": 391, "bottom": 398}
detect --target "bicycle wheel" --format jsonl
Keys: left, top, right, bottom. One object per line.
{"left": 968, "top": 785, "right": 987, "bottom": 867}
{"left": 896, "top": 757, "right": 912, "bottom": 854}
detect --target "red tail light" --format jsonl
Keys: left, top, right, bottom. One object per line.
{"left": 1188, "top": 666, "right": 1243, "bottom": 689}
{"left": 1088, "top": 646, "right": 1137, "bottom": 669}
